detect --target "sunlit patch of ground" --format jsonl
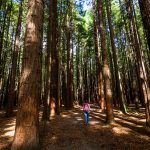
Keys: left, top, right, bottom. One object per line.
{"left": 40, "top": 104, "right": 150, "bottom": 150}
{"left": 0, "top": 110, "right": 16, "bottom": 150}
{"left": 1, "top": 104, "right": 150, "bottom": 150}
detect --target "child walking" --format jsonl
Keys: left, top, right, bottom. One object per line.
{"left": 83, "top": 101, "right": 90, "bottom": 126}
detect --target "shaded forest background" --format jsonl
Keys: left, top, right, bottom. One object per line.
{"left": 0, "top": 0, "right": 150, "bottom": 149}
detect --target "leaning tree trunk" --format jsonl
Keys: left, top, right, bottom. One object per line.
{"left": 11, "top": 0, "right": 44, "bottom": 149}
{"left": 97, "top": 0, "right": 114, "bottom": 123}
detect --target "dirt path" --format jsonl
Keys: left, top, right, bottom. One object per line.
{"left": 0, "top": 104, "right": 150, "bottom": 150}
{"left": 40, "top": 104, "right": 150, "bottom": 150}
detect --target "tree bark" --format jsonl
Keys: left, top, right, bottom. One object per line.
{"left": 11, "top": 0, "right": 44, "bottom": 149}
{"left": 126, "top": 0, "right": 150, "bottom": 126}
{"left": 0, "top": 2, "right": 10, "bottom": 106}
{"left": 93, "top": 0, "right": 104, "bottom": 111}
{"left": 106, "top": 0, "right": 126, "bottom": 113}
{"left": 97, "top": 0, "right": 114, "bottom": 123}
{"left": 66, "top": 0, "right": 73, "bottom": 109}
{"left": 6, "top": 0, "right": 23, "bottom": 116}
{"left": 42, "top": 0, "right": 52, "bottom": 121}
{"left": 50, "top": 0, "right": 59, "bottom": 115}
{"left": 138, "top": 0, "right": 150, "bottom": 50}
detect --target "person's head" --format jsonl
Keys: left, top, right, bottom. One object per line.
{"left": 84, "top": 99, "right": 88, "bottom": 103}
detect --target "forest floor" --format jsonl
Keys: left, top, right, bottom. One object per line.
{"left": 0, "top": 104, "right": 150, "bottom": 150}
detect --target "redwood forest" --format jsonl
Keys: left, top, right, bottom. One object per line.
{"left": 0, "top": 0, "right": 150, "bottom": 149}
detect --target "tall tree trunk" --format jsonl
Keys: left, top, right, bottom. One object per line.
{"left": 106, "top": 0, "right": 126, "bottom": 113}
{"left": 50, "top": 0, "right": 59, "bottom": 115}
{"left": 126, "top": 0, "right": 150, "bottom": 126}
{"left": 138, "top": 0, "right": 150, "bottom": 50}
{"left": 11, "top": 0, "right": 44, "bottom": 149}
{"left": 2, "top": 26, "right": 14, "bottom": 109}
{"left": 98, "top": 0, "right": 114, "bottom": 123}
{"left": 66, "top": 0, "right": 73, "bottom": 109}
{"left": 0, "top": 3, "right": 9, "bottom": 106}
{"left": 83, "top": 52, "right": 88, "bottom": 101}
{"left": 42, "top": 0, "right": 52, "bottom": 120}
{"left": 2, "top": 1, "right": 13, "bottom": 110}
{"left": 93, "top": 0, "right": 104, "bottom": 111}
{"left": 76, "top": 35, "right": 82, "bottom": 104}
{"left": 76, "top": 36, "right": 80, "bottom": 101}
{"left": 6, "top": 0, "right": 23, "bottom": 116}
{"left": 62, "top": 65, "right": 67, "bottom": 106}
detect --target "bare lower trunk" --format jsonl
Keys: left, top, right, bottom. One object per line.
{"left": 11, "top": 0, "right": 44, "bottom": 149}
{"left": 50, "top": 0, "right": 59, "bottom": 115}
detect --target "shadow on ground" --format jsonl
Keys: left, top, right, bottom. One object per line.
{"left": 0, "top": 104, "right": 150, "bottom": 150}
{"left": 39, "top": 104, "right": 150, "bottom": 150}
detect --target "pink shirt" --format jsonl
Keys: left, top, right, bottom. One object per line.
{"left": 83, "top": 103, "right": 90, "bottom": 112}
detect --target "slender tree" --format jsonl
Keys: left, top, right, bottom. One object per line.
{"left": 0, "top": 1, "right": 11, "bottom": 106}
{"left": 42, "top": 0, "right": 52, "bottom": 120}
{"left": 6, "top": 0, "right": 24, "bottom": 116}
{"left": 66, "top": 0, "right": 73, "bottom": 109}
{"left": 97, "top": 0, "right": 114, "bottom": 123}
{"left": 93, "top": 0, "right": 104, "bottom": 111}
{"left": 50, "top": 0, "right": 60, "bottom": 115}
{"left": 105, "top": 0, "right": 126, "bottom": 113}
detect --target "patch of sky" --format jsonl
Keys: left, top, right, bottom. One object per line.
{"left": 75, "top": 0, "right": 92, "bottom": 11}
{"left": 83, "top": 0, "right": 92, "bottom": 10}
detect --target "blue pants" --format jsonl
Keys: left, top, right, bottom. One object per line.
{"left": 84, "top": 111, "right": 89, "bottom": 125}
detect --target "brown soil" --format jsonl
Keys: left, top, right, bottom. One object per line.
{"left": 0, "top": 104, "right": 150, "bottom": 150}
